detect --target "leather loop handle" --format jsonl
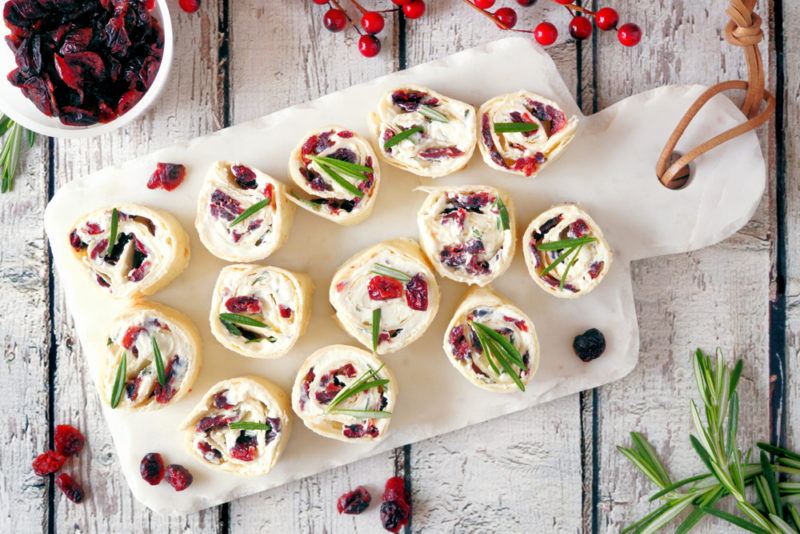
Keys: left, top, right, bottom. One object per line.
{"left": 656, "top": 0, "right": 775, "bottom": 188}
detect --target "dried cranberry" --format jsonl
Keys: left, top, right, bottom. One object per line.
{"left": 418, "top": 146, "right": 463, "bottom": 160}
{"left": 391, "top": 89, "right": 438, "bottom": 112}
{"left": 231, "top": 165, "right": 257, "bottom": 189}
{"left": 512, "top": 156, "right": 541, "bottom": 177}
{"left": 337, "top": 486, "right": 372, "bottom": 515}
{"left": 213, "top": 389, "right": 234, "bottom": 409}
{"left": 569, "top": 219, "right": 589, "bottom": 238}
{"left": 54, "top": 425, "right": 85, "bottom": 457}
{"left": 279, "top": 305, "right": 292, "bottom": 318}
{"left": 139, "top": 452, "right": 165, "bottom": 485}
{"left": 588, "top": 261, "right": 605, "bottom": 279}
{"left": 154, "top": 355, "right": 180, "bottom": 403}
{"left": 380, "top": 476, "right": 410, "bottom": 532}
{"left": 209, "top": 189, "right": 243, "bottom": 221}
{"left": 343, "top": 423, "right": 379, "bottom": 439}
{"left": 230, "top": 433, "right": 258, "bottom": 462}
{"left": 448, "top": 325, "right": 470, "bottom": 360}
{"left": 404, "top": 274, "right": 428, "bottom": 311}
{"left": 368, "top": 275, "right": 404, "bottom": 301}
{"left": 121, "top": 325, "right": 145, "bottom": 349}
{"left": 195, "top": 414, "right": 233, "bottom": 433}
{"left": 503, "top": 316, "right": 528, "bottom": 332}
{"left": 225, "top": 296, "right": 261, "bottom": 314}
{"left": 481, "top": 113, "right": 506, "bottom": 168}
{"left": 164, "top": 464, "right": 193, "bottom": 492}
{"left": 147, "top": 163, "right": 186, "bottom": 191}
{"left": 55, "top": 473, "right": 84, "bottom": 503}
{"left": 441, "top": 208, "right": 466, "bottom": 228}
{"left": 573, "top": 328, "right": 606, "bottom": 362}
{"left": 69, "top": 230, "right": 86, "bottom": 250}
{"left": 32, "top": 450, "right": 66, "bottom": 476}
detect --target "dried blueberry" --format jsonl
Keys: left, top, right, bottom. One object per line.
{"left": 573, "top": 328, "right": 606, "bottom": 361}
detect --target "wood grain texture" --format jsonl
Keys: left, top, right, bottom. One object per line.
{"left": 0, "top": 138, "right": 50, "bottom": 534}
{"left": 227, "top": 2, "right": 400, "bottom": 531}
{"left": 404, "top": 3, "right": 584, "bottom": 532}
{"left": 49, "top": 5, "right": 225, "bottom": 531}
{"left": 593, "top": 1, "right": 776, "bottom": 531}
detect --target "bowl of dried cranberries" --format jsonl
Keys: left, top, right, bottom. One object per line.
{"left": 0, "top": 0, "right": 174, "bottom": 138}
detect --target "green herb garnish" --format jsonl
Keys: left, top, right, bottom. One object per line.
{"left": 110, "top": 353, "right": 127, "bottom": 408}
{"left": 229, "top": 421, "right": 272, "bottom": 431}
{"left": 536, "top": 236, "right": 597, "bottom": 251}
{"left": 326, "top": 364, "right": 388, "bottom": 413}
{"left": 371, "top": 263, "right": 412, "bottom": 283}
{"left": 0, "top": 116, "right": 35, "bottom": 193}
{"left": 469, "top": 321, "right": 527, "bottom": 392}
{"left": 151, "top": 335, "right": 166, "bottom": 386}
{"left": 418, "top": 105, "right": 449, "bottom": 123}
{"left": 384, "top": 126, "right": 424, "bottom": 150}
{"left": 328, "top": 409, "right": 392, "bottom": 419}
{"left": 538, "top": 237, "right": 597, "bottom": 290}
{"left": 219, "top": 313, "right": 268, "bottom": 328}
{"left": 106, "top": 208, "right": 119, "bottom": 256}
{"left": 316, "top": 161, "right": 364, "bottom": 198}
{"left": 229, "top": 198, "right": 271, "bottom": 227}
{"left": 493, "top": 122, "right": 539, "bottom": 134}
{"left": 372, "top": 308, "right": 381, "bottom": 352}
{"left": 496, "top": 197, "right": 510, "bottom": 231}
{"left": 310, "top": 155, "right": 372, "bottom": 179}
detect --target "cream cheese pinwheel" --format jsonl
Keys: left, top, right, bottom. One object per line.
{"left": 68, "top": 204, "right": 190, "bottom": 298}
{"left": 478, "top": 91, "right": 578, "bottom": 177}
{"left": 330, "top": 239, "right": 440, "bottom": 355}
{"left": 181, "top": 376, "right": 292, "bottom": 477}
{"left": 443, "top": 287, "right": 539, "bottom": 393}
{"left": 369, "top": 85, "right": 477, "bottom": 178}
{"left": 291, "top": 345, "right": 397, "bottom": 442}
{"left": 417, "top": 185, "right": 516, "bottom": 286}
{"left": 196, "top": 161, "right": 293, "bottom": 262}
{"left": 103, "top": 301, "right": 202, "bottom": 410}
{"left": 288, "top": 126, "right": 380, "bottom": 225}
{"left": 209, "top": 265, "right": 313, "bottom": 359}
{"left": 523, "top": 204, "right": 612, "bottom": 298}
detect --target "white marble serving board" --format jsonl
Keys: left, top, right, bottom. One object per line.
{"left": 44, "top": 37, "right": 766, "bottom": 514}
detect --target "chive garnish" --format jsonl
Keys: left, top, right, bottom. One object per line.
{"left": 469, "top": 321, "right": 527, "bottom": 392}
{"left": 470, "top": 325, "right": 500, "bottom": 376}
{"left": 221, "top": 319, "right": 243, "bottom": 337}
{"left": 418, "top": 105, "right": 448, "bottom": 123}
{"left": 310, "top": 155, "right": 372, "bottom": 176}
{"left": 472, "top": 322, "right": 527, "bottom": 369}
{"left": 328, "top": 409, "right": 393, "bottom": 419}
{"left": 493, "top": 122, "right": 539, "bottom": 134}
{"left": 536, "top": 236, "right": 597, "bottom": 251}
{"left": 219, "top": 313, "right": 268, "bottom": 328}
{"left": 540, "top": 246, "right": 577, "bottom": 276}
{"left": 229, "top": 198, "right": 270, "bottom": 227}
{"left": 326, "top": 364, "right": 388, "bottom": 413}
{"left": 384, "top": 126, "right": 424, "bottom": 149}
{"left": 496, "top": 197, "right": 510, "bottom": 231}
{"left": 371, "top": 263, "right": 412, "bottom": 282}
{"left": 106, "top": 208, "right": 119, "bottom": 256}
{"left": 559, "top": 244, "right": 585, "bottom": 289}
{"left": 317, "top": 161, "right": 364, "bottom": 198}
{"left": 289, "top": 191, "right": 321, "bottom": 211}
{"left": 151, "top": 335, "right": 166, "bottom": 386}
{"left": 372, "top": 308, "right": 381, "bottom": 352}
{"left": 229, "top": 421, "right": 271, "bottom": 431}
{"left": 110, "top": 353, "right": 127, "bottom": 408}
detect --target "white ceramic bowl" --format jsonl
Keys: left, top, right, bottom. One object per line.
{"left": 0, "top": 0, "right": 174, "bottom": 139}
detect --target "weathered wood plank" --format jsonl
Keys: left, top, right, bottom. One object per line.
{"left": 405, "top": 3, "right": 584, "bottom": 531}
{"left": 227, "top": 1, "right": 400, "bottom": 531}
{"left": 594, "top": 1, "right": 775, "bottom": 531}
{"left": 49, "top": 4, "right": 225, "bottom": 530}
{"left": 0, "top": 137, "right": 50, "bottom": 534}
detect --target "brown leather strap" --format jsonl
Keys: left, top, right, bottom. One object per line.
{"left": 656, "top": 0, "right": 775, "bottom": 188}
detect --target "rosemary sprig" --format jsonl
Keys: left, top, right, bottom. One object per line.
{"left": 309, "top": 155, "right": 372, "bottom": 178}
{"left": 315, "top": 161, "right": 364, "bottom": 198}
{"left": 560, "top": 244, "right": 584, "bottom": 289}
{"left": 229, "top": 421, "right": 271, "bottom": 431}
{"left": 493, "top": 122, "right": 539, "bottom": 134}
{"left": 326, "top": 364, "right": 388, "bottom": 413}
{"left": 0, "top": 117, "right": 35, "bottom": 193}
{"left": 219, "top": 313, "right": 268, "bottom": 328}
{"left": 384, "top": 126, "right": 424, "bottom": 149}
{"left": 495, "top": 197, "right": 510, "bottom": 231}
{"left": 619, "top": 349, "right": 800, "bottom": 533}
{"left": 536, "top": 236, "right": 597, "bottom": 251}
{"left": 372, "top": 308, "right": 381, "bottom": 353}
{"left": 229, "top": 198, "right": 270, "bottom": 227}
{"left": 151, "top": 335, "right": 166, "bottom": 386}
{"left": 371, "top": 263, "right": 412, "bottom": 282}
{"left": 106, "top": 208, "right": 119, "bottom": 256}
{"left": 418, "top": 105, "right": 449, "bottom": 123}
{"left": 469, "top": 321, "right": 527, "bottom": 392}
{"left": 110, "top": 353, "right": 127, "bottom": 409}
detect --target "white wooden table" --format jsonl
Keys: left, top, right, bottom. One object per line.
{"left": 1, "top": 1, "right": 796, "bottom": 532}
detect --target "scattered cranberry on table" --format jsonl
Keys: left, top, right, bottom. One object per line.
{"left": 380, "top": 476, "right": 411, "bottom": 532}
{"left": 54, "top": 425, "right": 85, "bottom": 457}
{"left": 147, "top": 163, "right": 187, "bottom": 191}
{"left": 55, "top": 473, "right": 85, "bottom": 503}
{"left": 165, "top": 464, "right": 194, "bottom": 491}
{"left": 573, "top": 328, "right": 606, "bottom": 361}
{"left": 32, "top": 450, "right": 66, "bottom": 476}
{"left": 140, "top": 453, "right": 166, "bottom": 486}
{"left": 337, "top": 485, "right": 372, "bottom": 515}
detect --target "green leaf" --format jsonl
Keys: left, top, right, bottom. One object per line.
{"left": 491, "top": 340, "right": 526, "bottom": 392}
{"left": 326, "top": 364, "right": 388, "bottom": 413}
{"left": 649, "top": 473, "right": 711, "bottom": 501}
{"left": 768, "top": 514, "right": 798, "bottom": 534}
{"left": 471, "top": 322, "right": 526, "bottom": 370}
{"left": 106, "top": 208, "right": 119, "bottom": 256}
{"left": 698, "top": 506, "right": 771, "bottom": 534}
{"left": 536, "top": 236, "right": 597, "bottom": 251}
{"left": 371, "top": 263, "right": 411, "bottom": 283}
{"left": 689, "top": 434, "right": 715, "bottom": 474}
{"left": 631, "top": 432, "right": 673, "bottom": 488}
{"left": 675, "top": 485, "right": 725, "bottom": 534}
{"left": 496, "top": 196, "right": 510, "bottom": 231}
{"left": 638, "top": 495, "right": 695, "bottom": 534}
{"left": 788, "top": 505, "right": 800, "bottom": 531}
{"left": 151, "top": 335, "right": 166, "bottom": 387}
{"left": 755, "top": 476, "right": 776, "bottom": 516}
{"left": 470, "top": 324, "right": 500, "bottom": 377}
{"left": 221, "top": 319, "right": 243, "bottom": 337}
{"left": 760, "top": 451, "right": 783, "bottom": 516}
{"left": 540, "top": 245, "right": 577, "bottom": 276}
{"left": 560, "top": 243, "right": 584, "bottom": 289}
{"left": 372, "top": 308, "right": 381, "bottom": 353}
{"left": 26, "top": 128, "right": 36, "bottom": 148}
{"left": 229, "top": 421, "right": 271, "bottom": 431}
{"left": 328, "top": 409, "right": 393, "bottom": 419}
{"left": 383, "top": 125, "right": 424, "bottom": 149}
{"left": 219, "top": 313, "right": 268, "bottom": 328}
{"left": 727, "top": 391, "right": 739, "bottom": 458}
{"left": 229, "top": 198, "right": 271, "bottom": 227}
{"left": 316, "top": 161, "right": 364, "bottom": 198}
{"left": 309, "top": 155, "right": 372, "bottom": 175}
{"left": 110, "top": 353, "right": 127, "bottom": 409}
{"left": 758, "top": 443, "right": 800, "bottom": 462}
{"left": 418, "top": 104, "right": 449, "bottom": 123}
{"left": 621, "top": 501, "right": 674, "bottom": 534}
{"left": 493, "top": 122, "right": 539, "bottom": 134}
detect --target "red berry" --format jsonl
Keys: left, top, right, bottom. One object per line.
{"left": 595, "top": 7, "right": 619, "bottom": 31}
{"left": 32, "top": 450, "right": 66, "bottom": 476}
{"left": 165, "top": 464, "right": 193, "bottom": 491}
{"left": 361, "top": 11, "right": 385, "bottom": 34}
{"left": 140, "top": 453, "right": 165, "bottom": 486}
{"left": 473, "top": 0, "right": 495, "bottom": 8}
{"left": 323, "top": 9, "right": 347, "bottom": 32}
{"left": 337, "top": 486, "right": 372, "bottom": 514}
{"left": 55, "top": 473, "right": 84, "bottom": 503}
{"left": 54, "top": 425, "right": 85, "bottom": 457}
{"left": 494, "top": 7, "right": 517, "bottom": 29}
{"left": 402, "top": 0, "right": 426, "bottom": 19}
{"left": 516, "top": 0, "right": 537, "bottom": 5}
{"left": 312, "top": 0, "right": 328, "bottom": 4}
{"left": 569, "top": 15, "right": 592, "bottom": 40}
{"left": 380, "top": 477, "right": 411, "bottom": 533}
{"left": 534, "top": 21, "right": 558, "bottom": 45}
{"left": 391, "top": 0, "right": 410, "bottom": 5}
{"left": 368, "top": 275, "right": 404, "bottom": 300}
{"left": 147, "top": 163, "right": 186, "bottom": 191}
{"left": 617, "top": 23, "right": 642, "bottom": 47}
{"left": 358, "top": 35, "right": 381, "bottom": 58}
{"left": 178, "top": 0, "right": 200, "bottom": 13}
{"left": 553, "top": 0, "right": 572, "bottom": 4}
